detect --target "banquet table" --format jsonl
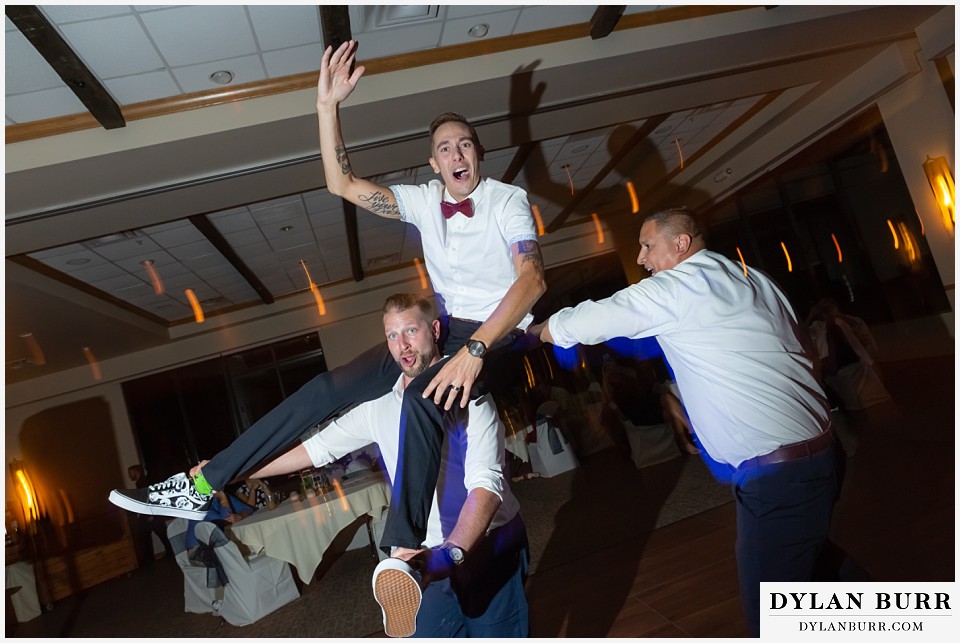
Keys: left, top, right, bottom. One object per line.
{"left": 230, "top": 470, "right": 390, "bottom": 584}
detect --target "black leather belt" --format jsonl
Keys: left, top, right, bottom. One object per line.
{"left": 739, "top": 429, "right": 834, "bottom": 469}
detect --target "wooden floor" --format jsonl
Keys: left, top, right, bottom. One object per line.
{"left": 521, "top": 353, "right": 955, "bottom": 638}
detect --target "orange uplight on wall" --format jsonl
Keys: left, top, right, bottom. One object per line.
{"left": 331, "top": 478, "right": 348, "bottom": 511}
{"left": 83, "top": 346, "right": 103, "bottom": 381}
{"left": 10, "top": 460, "right": 39, "bottom": 525}
{"left": 831, "top": 233, "right": 843, "bottom": 264}
{"left": 922, "top": 155, "right": 955, "bottom": 229}
{"left": 412, "top": 258, "right": 429, "bottom": 290}
{"left": 300, "top": 260, "right": 327, "bottom": 316}
{"left": 530, "top": 204, "right": 545, "bottom": 236}
{"left": 142, "top": 259, "right": 165, "bottom": 295}
{"left": 897, "top": 221, "right": 918, "bottom": 264}
{"left": 780, "top": 241, "right": 793, "bottom": 273}
{"left": 886, "top": 219, "right": 900, "bottom": 249}
{"left": 185, "top": 289, "right": 205, "bottom": 323}
{"left": 735, "top": 246, "right": 749, "bottom": 277}
{"left": 626, "top": 181, "right": 639, "bottom": 214}
{"left": 591, "top": 213, "right": 605, "bottom": 244}
{"left": 309, "top": 283, "right": 327, "bottom": 316}
{"left": 19, "top": 332, "right": 46, "bottom": 366}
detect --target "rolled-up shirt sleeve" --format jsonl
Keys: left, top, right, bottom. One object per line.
{"left": 549, "top": 277, "right": 680, "bottom": 349}
{"left": 302, "top": 405, "right": 376, "bottom": 469}
{"left": 461, "top": 395, "right": 507, "bottom": 501}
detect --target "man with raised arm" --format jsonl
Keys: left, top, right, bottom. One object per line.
{"left": 110, "top": 39, "right": 544, "bottom": 631}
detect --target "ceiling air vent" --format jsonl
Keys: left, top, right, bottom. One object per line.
{"left": 83, "top": 229, "right": 145, "bottom": 248}
{"left": 353, "top": 5, "right": 440, "bottom": 31}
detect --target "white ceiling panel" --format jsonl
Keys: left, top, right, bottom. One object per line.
{"left": 40, "top": 4, "right": 132, "bottom": 23}
{"left": 248, "top": 4, "right": 321, "bottom": 51}
{"left": 103, "top": 70, "right": 180, "bottom": 104}
{"left": 5, "top": 86, "right": 87, "bottom": 123}
{"left": 263, "top": 43, "right": 326, "bottom": 78}
{"left": 139, "top": 5, "right": 258, "bottom": 68}
{"left": 4, "top": 29, "right": 66, "bottom": 94}
{"left": 58, "top": 15, "right": 164, "bottom": 79}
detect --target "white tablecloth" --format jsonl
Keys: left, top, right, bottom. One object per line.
{"left": 230, "top": 471, "right": 390, "bottom": 584}
{"left": 5, "top": 561, "right": 41, "bottom": 622}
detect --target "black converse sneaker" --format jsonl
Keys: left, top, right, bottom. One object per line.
{"left": 108, "top": 472, "right": 211, "bottom": 520}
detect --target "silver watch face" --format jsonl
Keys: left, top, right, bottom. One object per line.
{"left": 467, "top": 340, "right": 486, "bottom": 358}
{"left": 448, "top": 545, "right": 464, "bottom": 563}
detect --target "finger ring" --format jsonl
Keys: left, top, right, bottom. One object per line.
{"left": 452, "top": 385, "right": 462, "bottom": 391}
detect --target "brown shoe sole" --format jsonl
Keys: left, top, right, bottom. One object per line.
{"left": 374, "top": 568, "right": 421, "bottom": 637}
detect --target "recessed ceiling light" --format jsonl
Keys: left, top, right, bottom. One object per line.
{"left": 280, "top": 225, "right": 294, "bottom": 232}
{"left": 570, "top": 145, "right": 590, "bottom": 154}
{"left": 467, "top": 23, "right": 489, "bottom": 38}
{"left": 209, "top": 70, "right": 234, "bottom": 85}
{"left": 65, "top": 258, "right": 90, "bottom": 265}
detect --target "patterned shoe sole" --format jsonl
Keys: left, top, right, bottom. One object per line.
{"left": 108, "top": 490, "right": 208, "bottom": 520}
{"left": 374, "top": 568, "right": 421, "bottom": 638}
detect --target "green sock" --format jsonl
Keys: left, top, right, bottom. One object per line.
{"left": 192, "top": 470, "right": 213, "bottom": 495}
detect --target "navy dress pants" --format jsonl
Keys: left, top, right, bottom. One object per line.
{"left": 732, "top": 442, "right": 841, "bottom": 637}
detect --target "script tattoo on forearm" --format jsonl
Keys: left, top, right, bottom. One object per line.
{"left": 358, "top": 190, "right": 400, "bottom": 217}
{"left": 335, "top": 144, "right": 351, "bottom": 176}
{"left": 517, "top": 239, "right": 544, "bottom": 270}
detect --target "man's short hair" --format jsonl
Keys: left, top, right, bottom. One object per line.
{"left": 644, "top": 207, "right": 702, "bottom": 240}
{"left": 429, "top": 112, "right": 482, "bottom": 151}
{"left": 382, "top": 293, "right": 437, "bottom": 321}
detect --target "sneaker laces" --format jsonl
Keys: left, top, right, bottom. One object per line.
{"left": 149, "top": 473, "right": 186, "bottom": 493}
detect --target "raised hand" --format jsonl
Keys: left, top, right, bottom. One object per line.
{"left": 317, "top": 39, "right": 365, "bottom": 109}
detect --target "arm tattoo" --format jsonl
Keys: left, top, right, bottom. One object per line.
{"left": 358, "top": 190, "right": 401, "bottom": 217}
{"left": 335, "top": 144, "right": 351, "bottom": 176}
{"left": 517, "top": 239, "right": 544, "bottom": 270}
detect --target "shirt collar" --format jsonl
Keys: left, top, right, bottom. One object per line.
{"left": 442, "top": 177, "right": 486, "bottom": 207}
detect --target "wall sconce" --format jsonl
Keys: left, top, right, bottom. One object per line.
{"left": 922, "top": 155, "right": 955, "bottom": 229}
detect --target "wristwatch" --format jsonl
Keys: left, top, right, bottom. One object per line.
{"left": 466, "top": 339, "right": 487, "bottom": 359}
{"left": 440, "top": 542, "right": 466, "bottom": 566}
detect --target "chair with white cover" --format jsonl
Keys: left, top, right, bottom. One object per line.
{"left": 614, "top": 405, "right": 682, "bottom": 469}
{"left": 194, "top": 521, "right": 299, "bottom": 626}
{"left": 167, "top": 517, "right": 223, "bottom": 615}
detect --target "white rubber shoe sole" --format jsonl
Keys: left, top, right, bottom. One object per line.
{"left": 372, "top": 558, "right": 422, "bottom": 638}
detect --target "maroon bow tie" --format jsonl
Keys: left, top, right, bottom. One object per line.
{"left": 440, "top": 198, "right": 474, "bottom": 220}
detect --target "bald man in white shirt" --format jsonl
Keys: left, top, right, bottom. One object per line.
{"left": 530, "top": 206, "right": 846, "bottom": 637}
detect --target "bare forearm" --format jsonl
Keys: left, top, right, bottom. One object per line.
{"left": 446, "top": 488, "right": 501, "bottom": 551}
{"left": 317, "top": 104, "right": 352, "bottom": 197}
{"left": 472, "top": 240, "right": 546, "bottom": 346}
{"left": 250, "top": 444, "right": 314, "bottom": 479}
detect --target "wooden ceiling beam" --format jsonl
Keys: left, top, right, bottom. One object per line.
{"left": 590, "top": 6, "right": 626, "bottom": 40}
{"left": 342, "top": 201, "right": 365, "bottom": 282}
{"left": 319, "top": 5, "right": 353, "bottom": 51}
{"left": 190, "top": 215, "right": 275, "bottom": 305}
{"left": 6, "top": 5, "right": 125, "bottom": 130}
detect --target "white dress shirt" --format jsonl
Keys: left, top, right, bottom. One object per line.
{"left": 548, "top": 249, "right": 831, "bottom": 467}
{"left": 302, "top": 371, "right": 520, "bottom": 548}
{"left": 391, "top": 177, "right": 537, "bottom": 329}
